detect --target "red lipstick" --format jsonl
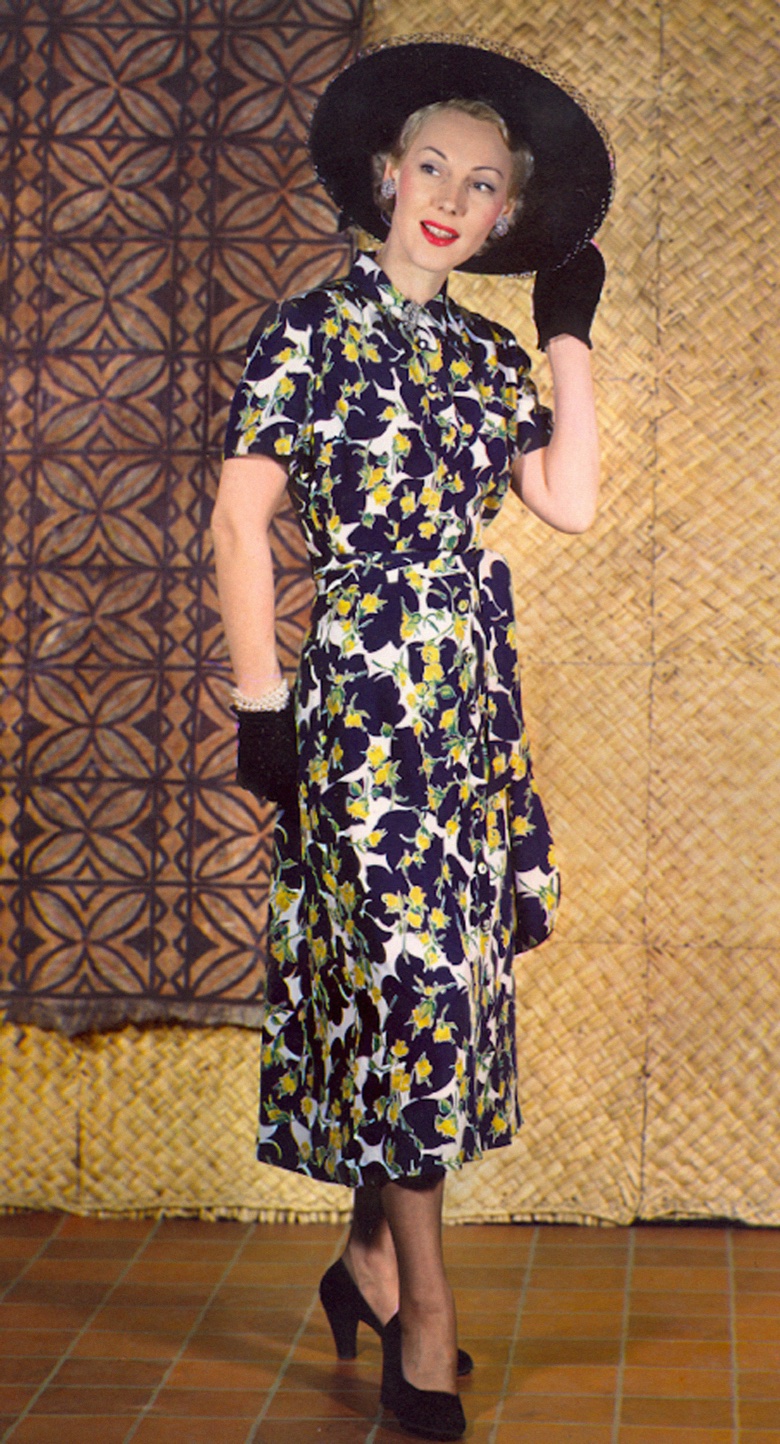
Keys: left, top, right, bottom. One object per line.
{"left": 420, "top": 220, "right": 459, "bottom": 246}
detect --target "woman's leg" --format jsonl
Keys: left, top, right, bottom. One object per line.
{"left": 342, "top": 1185, "right": 399, "bottom": 1325}
{"left": 380, "top": 1177, "right": 458, "bottom": 1395}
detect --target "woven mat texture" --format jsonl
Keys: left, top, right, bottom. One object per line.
{"left": 3, "top": 0, "right": 780, "bottom": 1223}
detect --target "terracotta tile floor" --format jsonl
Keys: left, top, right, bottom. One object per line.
{"left": 1, "top": 1213, "right": 779, "bottom": 1443}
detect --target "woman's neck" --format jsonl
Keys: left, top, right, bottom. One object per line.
{"left": 374, "top": 245, "right": 447, "bottom": 306}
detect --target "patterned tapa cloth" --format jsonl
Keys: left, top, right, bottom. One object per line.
{"left": 224, "top": 252, "right": 560, "bottom": 1186}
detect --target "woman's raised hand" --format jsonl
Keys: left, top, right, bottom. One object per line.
{"left": 532, "top": 242, "right": 606, "bottom": 351}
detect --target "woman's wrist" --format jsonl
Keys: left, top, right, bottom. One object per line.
{"left": 230, "top": 677, "right": 289, "bottom": 713}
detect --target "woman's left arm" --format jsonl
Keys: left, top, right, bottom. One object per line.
{"left": 511, "top": 242, "right": 604, "bottom": 533}
{"left": 510, "top": 334, "right": 599, "bottom": 534}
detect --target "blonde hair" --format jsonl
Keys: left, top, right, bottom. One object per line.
{"left": 372, "top": 98, "right": 534, "bottom": 225}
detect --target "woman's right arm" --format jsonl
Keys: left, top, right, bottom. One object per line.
{"left": 210, "top": 455, "right": 289, "bottom": 694}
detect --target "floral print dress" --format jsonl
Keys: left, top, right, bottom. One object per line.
{"left": 224, "top": 252, "right": 560, "bottom": 1188}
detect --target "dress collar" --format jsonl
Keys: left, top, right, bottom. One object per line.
{"left": 350, "top": 250, "right": 453, "bottom": 345}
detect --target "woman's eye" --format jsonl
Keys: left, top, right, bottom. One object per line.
{"left": 474, "top": 181, "right": 496, "bottom": 193}
{"left": 420, "top": 162, "right": 439, "bottom": 175}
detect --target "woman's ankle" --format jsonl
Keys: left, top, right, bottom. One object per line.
{"left": 342, "top": 1237, "right": 399, "bottom": 1323}
{"left": 397, "top": 1300, "right": 458, "bottom": 1394}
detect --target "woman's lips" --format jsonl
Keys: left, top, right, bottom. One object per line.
{"left": 420, "top": 220, "right": 459, "bottom": 247}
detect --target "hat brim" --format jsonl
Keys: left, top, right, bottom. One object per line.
{"left": 309, "top": 35, "right": 615, "bottom": 275}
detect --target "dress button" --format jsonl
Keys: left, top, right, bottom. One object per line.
{"left": 457, "top": 599, "right": 469, "bottom": 613}
{"left": 477, "top": 861, "right": 488, "bottom": 875}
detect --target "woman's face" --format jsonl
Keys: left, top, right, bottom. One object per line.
{"left": 380, "top": 109, "right": 514, "bottom": 295}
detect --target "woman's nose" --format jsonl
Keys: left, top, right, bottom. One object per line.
{"left": 438, "top": 185, "right": 466, "bottom": 215}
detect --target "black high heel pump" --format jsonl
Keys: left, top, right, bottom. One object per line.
{"left": 381, "top": 1312, "right": 466, "bottom": 1441}
{"left": 319, "top": 1259, "right": 473, "bottom": 1377}
{"left": 319, "top": 1257, "right": 384, "bottom": 1359}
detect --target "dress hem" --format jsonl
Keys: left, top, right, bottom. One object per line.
{"left": 256, "top": 1127, "right": 521, "bottom": 1190}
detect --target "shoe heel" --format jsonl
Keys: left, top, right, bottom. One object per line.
{"left": 319, "top": 1263, "right": 359, "bottom": 1359}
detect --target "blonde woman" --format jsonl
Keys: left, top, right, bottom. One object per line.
{"left": 212, "top": 36, "right": 612, "bottom": 1441}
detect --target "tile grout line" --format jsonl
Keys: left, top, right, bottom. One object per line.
{"left": 120, "top": 1218, "right": 258, "bottom": 1444}
{"left": 487, "top": 1223, "right": 539, "bottom": 1444}
{"left": 0, "top": 1215, "right": 163, "bottom": 1444}
{"left": 0, "top": 1215, "right": 67, "bottom": 1307}
{"left": 609, "top": 1224, "right": 635, "bottom": 1444}
{"left": 246, "top": 1222, "right": 352, "bottom": 1444}
{"left": 726, "top": 1228, "right": 740, "bottom": 1444}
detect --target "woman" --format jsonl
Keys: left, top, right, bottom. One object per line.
{"left": 212, "top": 36, "right": 613, "bottom": 1442}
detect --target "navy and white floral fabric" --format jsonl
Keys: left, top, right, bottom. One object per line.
{"left": 224, "top": 252, "right": 560, "bottom": 1187}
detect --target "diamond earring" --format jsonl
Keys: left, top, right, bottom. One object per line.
{"left": 491, "top": 214, "right": 510, "bottom": 239}
{"left": 380, "top": 177, "right": 396, "bottom": 200}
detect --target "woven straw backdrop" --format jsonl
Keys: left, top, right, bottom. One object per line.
{"left": 2, "top": 0, "right": 780, "bottom": 1223}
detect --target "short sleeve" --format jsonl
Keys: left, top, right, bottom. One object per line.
{"left": 497, "top": 331, "right": 552, "bottom": 457}
{"left": 488, "top": 323, "right": 553, "bottom": 458}
{"left": 223, "top": 299, "right": 315, "bottom": 468}
{"left": 516, "top": 366, "right": 554, "bottom": 456}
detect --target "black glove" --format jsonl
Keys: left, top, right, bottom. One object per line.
{"left": 233, "top": 699, "right": 298, "bottom": 811}
{"left": 533, "top": 243, "right": 606, "bottom": 351}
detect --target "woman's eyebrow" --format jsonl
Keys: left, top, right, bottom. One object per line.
{"left": 419, "top": 145, "right": 505, "bottom": 176}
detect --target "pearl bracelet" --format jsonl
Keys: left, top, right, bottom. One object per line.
{"left": 230, "top": 679, "right": 289, "bottom": 713}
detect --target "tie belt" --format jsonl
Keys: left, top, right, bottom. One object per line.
{"left": 312, "top": 548, "right": 485, "bottom": 593}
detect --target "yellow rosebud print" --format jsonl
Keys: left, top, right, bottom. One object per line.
{"left": 244, "top": 255, "right": 557, "bottom": 1192}
{"left": 274, "top": 883, "right": 295, "bottom": 912}
{"left": 412, "top": 1000, "right": 435, "bottom": 1031}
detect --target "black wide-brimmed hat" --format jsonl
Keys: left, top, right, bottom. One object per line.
{"left": 309, "top": 33, "right": 614, "bottom": 275}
